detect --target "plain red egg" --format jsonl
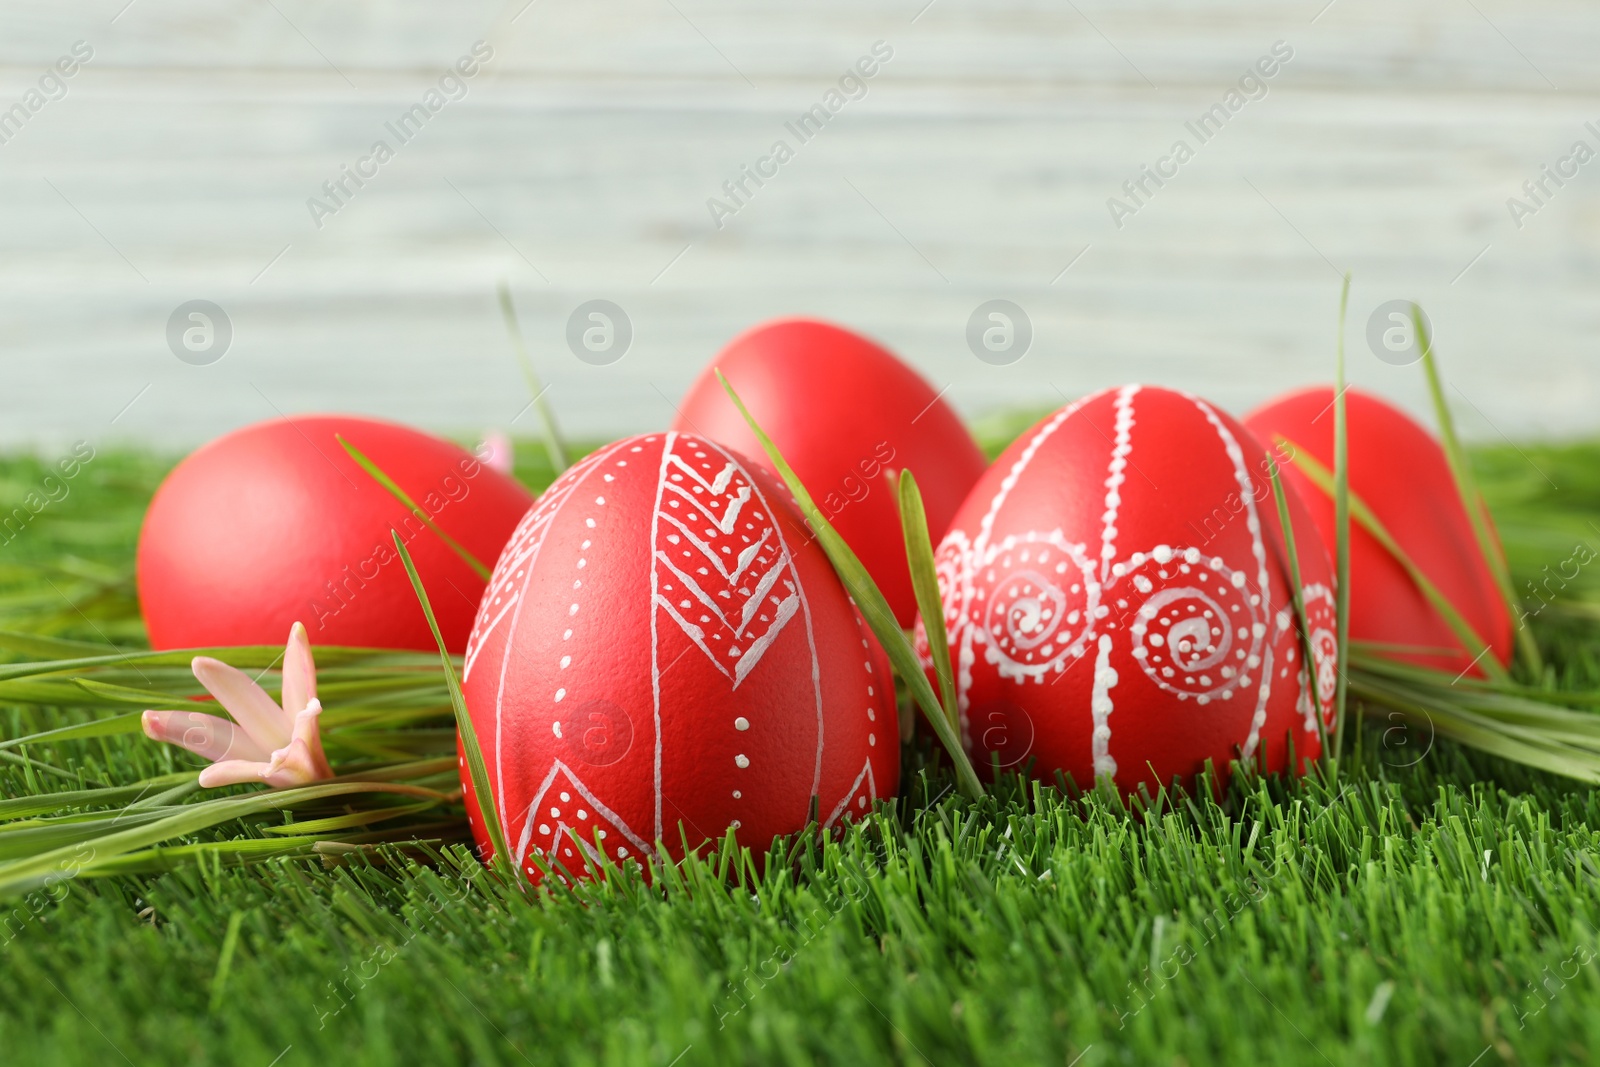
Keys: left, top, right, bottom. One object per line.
{"left": 671, "top": 318, "right": 988, "bottom": 626}
{"left": 459, "top": 431, "right": 899, "bottom": 885}
{"left": 1243, "top": 386, "right": 1513, "bottom": 676}
{"left": 138, "top": 415, "right": 534, "bottom": 653}
{"left": 925, "top": 385, "right": 1335, "bottom": 794}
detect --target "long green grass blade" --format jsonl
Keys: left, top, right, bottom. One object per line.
{"left": 0, "top": 630, "right": 120, "bottom": 659}
{"left": 1332, "top": 275, "right": 1353, "bottom": 758}
{"left": 0, "top": 748, "right": 88, "bottom": 784}
{"left": 390, "top": 532, "right": 520, "bottom": 886}
{"left": 1349, "top": 671, "right": 1600, "bottom": 784}
{"left": 714, "top": 371, "right": 984, "bottom": 800}
{"left": 338, "top": 435, "right": 492, "bottom": 581}
{"left": 498, "top": 280, "right": 568, "bottom": 474}
{"left": 1281, "top": 436, "right": 1510, "bottom": 683}
{"left": 1340, "top": 638, "right": 1600, "bottom": 784}
{"left": 1413, "top": 304, "right": 1543, "bottom": 677}
{"left": 1350, "top": 638, "right": 1463, "bottom": 658}
{"left": 0, "top": 678, "right": 174, "bottom": 706}
{"left": 0, "top": 779, "right": 448, "bottom": 898}
{"left": 0, "top": 808, "right": 182, "bottom": 861}
{"left": 209, "top": 911, "right": 245, "bottom": 1013}
{"left": 74, "top": 678, "right": 195, "bottom": 705}
{"left": 0, "top": 774, "right": 199, "bottom": 821}
{"left": 1268, "top": 462, "right": 1335, "bottom": 773}
{"left": 896, "top": 471, "right": 959, "bottom": 735}
{"left": 0, "top": 643, "right": 437, "bottom": 684}
{"left": 259, "top": 799, "right": 440, "bottom": 836}
{"left": 1349, "top": 648, "right": 1600, "bottom": 710}
{"left": 0, "top": 710, "right": 142, "bottom": 752}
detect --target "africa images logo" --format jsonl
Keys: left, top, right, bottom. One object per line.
{"left": 0, "top": 41, "right": 94, "bottom": 147}
{"left": 1105, "top": 40, "right": 1294, "bottom": 229}
{"left": 306, "top": 41, "right": 495, "bottom": 229}
{"left": 705, "top": 41, "right": 895, "bottom": 230}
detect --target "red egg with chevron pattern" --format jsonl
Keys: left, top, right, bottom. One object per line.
{"left": 924, "top": 385, "right": 1335, "bottom": 793}
{"left": 459, "top": 431, "right": 898, "bottom": 884}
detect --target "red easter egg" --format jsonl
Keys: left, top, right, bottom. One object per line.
{"left": 138, "top": 415, "right": 534, "bottom": 653}
{"left": 671, "top": 318, "right": 988, "bottom": 626}
{"left": 927, "top": 385, "right": 1336, "bottom": 793}
{"left": 459, "top": 431, "right": 898, "bottom": 884}
{"left": 1243, "top": 386, "right": 1513, "bottom": 676}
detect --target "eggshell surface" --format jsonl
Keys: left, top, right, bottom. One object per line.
{"left": 672, "top": 317, "right": 988, "bottom": 625}
{"left": 137, "top": 415, "right": 533, "bottom": 653}
{"left": 929, "top": 385, "right": 1336, "bottom": 792}
{"left": 459, "top": 431, "right": 898, "bottom": 883}
{"left": 1244, "top": 386, "right": 1512, "bottom": 676}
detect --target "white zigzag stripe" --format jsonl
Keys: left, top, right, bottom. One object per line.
{"left": 734, "top": 594, "right": 800, "bottom": 686}
{"left": 658, "top": 510, "right": 773, "bottom": 585}
{"left": 649, "top": 434, "right": 823, "bottom": 836}
{"left": 652, "top": 438, "right": 800, "bottom": 688}
{"left": 825, "top": 759, "right": 878, "bottom": 827}
{"left": 513, "top": 759, "right": 653, "bottom": 868}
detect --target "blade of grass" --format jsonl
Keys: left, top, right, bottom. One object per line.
{"left": 259, "top": 799, "right": 440, "bottom": 836}
{"left": 0, "top": 760, "right": 452, "bottom": 858}
{"left": 0, "top": 778, "right": 449, "bottom": 898}
{"left": 1341, "top": 638, "right": 1600, "bottom": 780}
{"left": 0, "top": 810, "right": 184, "bottom": 860}
{"left": 0, "top": 644, "right": 438, "bottom": 684}
{"left": 1413, "top": 304, "right": 1543, "bottom": 677}
{"left": 390, "top": 531, "right": 521, "bottom": 887}
{"left": 0, "top": 774, "right": 199, "bottom": 821}
{"left": 1350, "top": 638, "right": 1468, "bottom": 657}
{"left": 0, "top": 678, "right": 185, "bottom": 707}
{"left": 714, "top": 371, "right": 984, "bottom": 800}
{"left": 0, "top": 748, "right": 90, "bottom": 784}
{"left": 1333, "top": 274, "right": 1353, "bottom": 758}
{"left": 0, "top": 711, "right": 142, "bottom": 752}
{"left": 1280, "top": 435, "right": 1510, "bottom": 683}
{"left": 896, "top": 470, "right": 959, "bottom": 736}
{"left": 74, "top": 678, "right": 196, "bottom": 705}
{"left": 338, "top": 435, "right": 492, "bottom": 581}
{"left": 1349, "top": 671, "right": 1600, "bottom": 783}
{"left": 208, "top": 911, "right": 245, "bottom": 1013}
{"left": 1348, "top": 648, "right": 1600, "bottom": 709}
{"left": 1268, "top": 461, "right": 1335, "bottom": 774}
{"left": 0, "top": 630, "right": 120, "bottom": 659}
{"left": 0, "top": 646, "right": 302, "bottom": 683}
{"left": 72, "top": 832, "right": 461, "bottom": 878}
{"left": 498, "top": 280, "right": 568, "bottom": 474}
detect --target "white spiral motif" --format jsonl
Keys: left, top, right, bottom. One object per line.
{"left": 988, "top": 571, "right": 1066, "bottom": 652}
{"left": 934, "top": 531, "right": 971, "bottom": 636}
{"left": 967, "top": 532, "right": 1099, "bottom": 684}
{"left": 1302, "top": 583, "right": 1339, "bottom": 714}
{"left": 1117, "top": 546, "right": 1264, "bottom": 705}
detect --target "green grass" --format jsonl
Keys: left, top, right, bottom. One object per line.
{"left": 2, "top": 434, "right": 1599, "bottom": 1066}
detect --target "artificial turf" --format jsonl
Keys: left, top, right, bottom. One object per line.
{"left": 1, "top": 432, "right": 1598, "bottom": 1067}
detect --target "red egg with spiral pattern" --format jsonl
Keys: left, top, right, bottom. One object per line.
{"left": 922, "top": 385, "right": 1336, "bottom": 793}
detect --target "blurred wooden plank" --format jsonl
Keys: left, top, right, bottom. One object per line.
{"left": 0, "top": 0, "right": 1595, "bottom": 451}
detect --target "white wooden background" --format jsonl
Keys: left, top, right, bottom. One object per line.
{"left": 0, "top": 0, "right": 1597, "bottom": 452}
